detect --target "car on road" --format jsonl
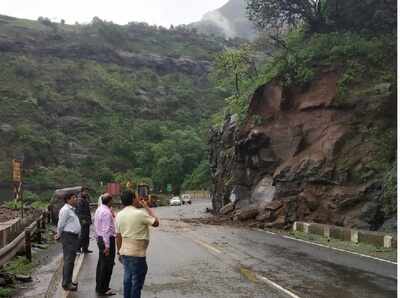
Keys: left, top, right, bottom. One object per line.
{"left": 169, "top": 196, "right": 182, "bottom": 206}
{"left": 181, "top": 194, "right": 192, "bottom": 205}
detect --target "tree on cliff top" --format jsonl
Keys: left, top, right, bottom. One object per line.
{"left": 246, "top": 0, "right": 329, "bottom": 33}
{"left": 246, "top": 0, "right": 396, "bottom": 34}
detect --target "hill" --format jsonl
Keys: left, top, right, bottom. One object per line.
{"left": 209, "top": 2, "right": 397, "bottom": 231}
{"left": 0, "top": 15, "right": 236, "bottom": 193}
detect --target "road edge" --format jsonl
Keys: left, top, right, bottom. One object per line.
{"left": 44, "top": 254, "right": 64, "bottom": 298}
{"left": 253, "top": 228, "right": 397, "bottom": 265}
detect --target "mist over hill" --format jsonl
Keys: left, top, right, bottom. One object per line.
{"left": 190, "top": 0, "right": 256, "bottom": 40}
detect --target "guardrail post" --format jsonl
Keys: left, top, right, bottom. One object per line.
{"left": 323, "top": 225, "right": 330, "bottom": 238}
{"left": 25, "top": 229, "right": 32, "bottom": 262}
{"left": 384, "top": 235, "right": 393, "bottom": 248}
{"left": 350, "top": 229, "right": 359, "bottom": 244}
{"left": 36, "top": 219, "right": 42, "bottom": 243}
{"left": 304, "top": 223, "right": 310, "bottom": 234}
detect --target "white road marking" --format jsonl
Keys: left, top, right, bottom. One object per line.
{"left": 191, "top": 236, "right": 303, "bottom": 298}
{"left": 63, "top": 253, "right": 86, "bottom": 298}
{"left": 255, "top": 274, "right": 302, "bottom": 298}
{"left": 280, "top": 235, "right": 397, "bottom": 265}
{"left": 256, "top": 228, "right": 276, "bottom": 235}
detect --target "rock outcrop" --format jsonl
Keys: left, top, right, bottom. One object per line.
{"left": 209, "top": 71, "right": 396, "bottom": 231}
{"left": 0, "top": 38, "right": 211, "bottom": 76}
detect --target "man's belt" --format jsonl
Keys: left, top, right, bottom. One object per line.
{"left": 62, "top": 231, "right": 79, "bottom": 237}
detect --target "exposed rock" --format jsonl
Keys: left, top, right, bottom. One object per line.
{"left": 220, "top": 203, "right": 234, "bottom": 215}
{"left": 57, "top": 116, "right": 85, "bottom": 129}
{"left": 210, "top": 72, "right": 396, "bottom": 231}
{"left": 251, "top": 176, "right": 275, "bottom": 207}
{"left": 0, "top": 37, "right": 211, "bottom": 76}
{"left": 265, "top": 216, "right": 286, "bottom": 229}
{"left": 233, "top": 206, "right": 259, "bottom": 221}
{"left": 249, "top": 222, "right": 265, "bottom": 229}
{"left": 0, "top": 123, "right": 14, "bottom": 133}
{"left": 378, "top": 216, "right": 397, "bottom": 233}
{"left": 265, "top": 201, "right": 283, "bottom": 211}
{"left": 256, "top": 210, "right": 273, "bottom": 222}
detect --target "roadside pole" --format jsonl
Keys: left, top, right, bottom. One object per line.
{"left": 12, "top": 159, "right": 23, "bottom": 219}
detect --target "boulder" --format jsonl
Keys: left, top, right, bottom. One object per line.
{"left": 220, "top": 203, "right": 234, "bottom": 215}
{"left": 251, "top": 176, "right": 275, "bottom": 207}
{"left": 265, "top": 201, "right": 283, "bottom": 211}
{"left": 256, "top": 210, "right": 273, "bottom": 222}
{"left": 265, "top": 215, "right": 286, "bottom": 229}
{"left": 233, "top": 207, "right": 259, "bottom": 221}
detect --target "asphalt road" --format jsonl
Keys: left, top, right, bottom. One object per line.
{"left": 69, "top": 199, "right": 397, "bottom": 298}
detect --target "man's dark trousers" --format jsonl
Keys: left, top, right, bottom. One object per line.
{"left": 61, "top": 232, "right": 79, "bottom": 288}
{"left": 96, "top": 236, "right": 115, "bottom": 294}
{"left": 80, "top": 222, "right": 90, "bottom": 252}
{"left": 76, "top": 196, "right": 92, "bottom": 252}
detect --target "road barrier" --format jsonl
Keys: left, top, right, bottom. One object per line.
{"left": 293, "top": 221, "right": 397, "bottom": 249}
{"left": 0, "top": 210, "right": 49, "bottom": 267}
{"left": 183, "top": 191, "right": 210, "bottom": 200}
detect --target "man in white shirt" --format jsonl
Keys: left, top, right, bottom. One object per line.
{"left": 116, "top": 191, "right": 159, "bottom": 298}
{"left": 56, "top": 193, "right": 81, "bottom": 291}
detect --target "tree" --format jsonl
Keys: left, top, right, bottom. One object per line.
{"left": 212, "top": 45, "right": 256, "bottom": 98}
{"left": 246, "top": 0, "right": 396, "bottom": 35}
{"left": 246, "top": 0, "right": 329, "bottom": 33}
{"left": 324, "top": 0, "right": 396, "bottom": 34}
{"left": 153, "top": 154, "right": 184, "bottom": 192}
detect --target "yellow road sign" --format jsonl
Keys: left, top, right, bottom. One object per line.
{"left": 12, "top": 159, "right": 22, "bottom": 182}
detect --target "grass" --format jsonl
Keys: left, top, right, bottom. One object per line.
{"left": 30, "top": 200, "right": 49, "bottom": 210}
{"left": 4, "top": 200, "right": 22, "bottom": 210}
{"left": 0, "top": 288, "right": 15, "bottom": 298}
{"left": 287, "top": 230, "right": 397, "bottom": 262}
{"left": 4, "top": 256, "right": 36, "bottom": 276}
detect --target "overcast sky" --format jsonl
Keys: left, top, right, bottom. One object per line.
{"left": 1, "top": 0, "right": 230, "bottom": 27}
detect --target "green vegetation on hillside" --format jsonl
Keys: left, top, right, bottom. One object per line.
{"left": 211, "top": 0, "right": 396, "bottom": 218}
{"left": 0, "top": 15, "right": 236, "bottom": 194}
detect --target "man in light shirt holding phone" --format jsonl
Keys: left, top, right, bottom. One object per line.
{"left": 116, "top": 190, "right": 159, "bottom": 298}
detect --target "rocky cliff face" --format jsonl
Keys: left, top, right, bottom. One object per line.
{"left": 209, "top": 71, "right": 396, "bottom": 231}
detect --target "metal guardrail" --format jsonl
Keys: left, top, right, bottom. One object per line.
{"left": 0, "top": 211, "right": 48, "bottom": 267}
{"left": 183, "top": 191, "right": 210, "bottom": 199}
{"left": 293, "top": 221, "right": 397, "bottom": 249}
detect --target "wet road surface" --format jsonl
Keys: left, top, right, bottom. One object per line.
{"left": 69, "top": 199, "right": 396, "bottom": 298}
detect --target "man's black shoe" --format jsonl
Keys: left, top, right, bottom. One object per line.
{"left": 63, "top": 284, "right": 78, "bottom": 291}
{"left": 83, "top": 249, "right": 93, "bottom": 253}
